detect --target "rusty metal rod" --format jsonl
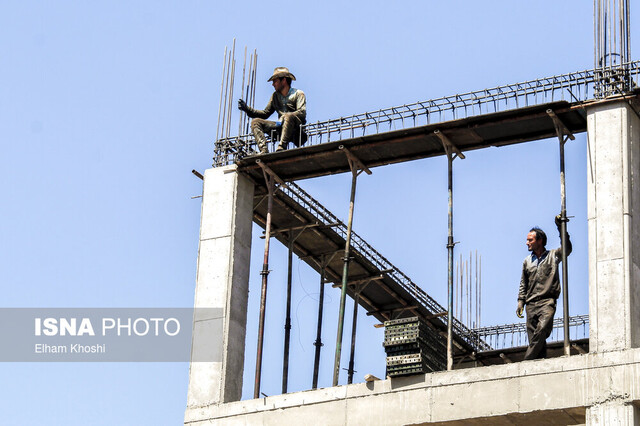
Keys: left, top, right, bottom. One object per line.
{"left": 216, "top": 46, "right": 228, "bottom": 141}
{"left": 312, "top": 256, "right": 326, "bottom": 390}
{"left": 282, "top": 235, "right": 294, "bottom": 394}
{"left": 347, "top": 290, "right": 359, "bottom": 384}
{"left": 226, "top": 39, "right": 236, "bottom": 139}
{"left": 254, "top": 174, "right": 274, "bottom": 399}
{"left": 220, "top": 47, "right": 232, "bottom": 140}
{"left": 238, "top": 46, "right": 247, "bottom": 138}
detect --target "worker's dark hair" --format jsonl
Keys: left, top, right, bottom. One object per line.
{"left": 284, "top": 77, "right": 292, "bottom": 86}
{"left": 530, "top": 227, "right": 547, "bottom": 246}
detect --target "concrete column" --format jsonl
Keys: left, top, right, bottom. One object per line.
{"left": 186, "top": 165, "right": 254, "bottom": 409}
{"left": 587, "top": 101, "right": 640, "bottom": 353}
{"left": 586, "top": 403, "right": 640, "bottom": 426}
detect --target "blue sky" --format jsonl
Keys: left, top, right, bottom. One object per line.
{"left": 1, "top": 1, "right": 636, "bottom": 425}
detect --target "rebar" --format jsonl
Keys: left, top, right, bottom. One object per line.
{"left": 213, "top": 62, "right": 640, "bottom": 167}
{"left": 594, "top": 0, "right": 632, "bottom": 97}
{"left": 216, "top": 47, "right": 228, "bottom": 142}
{"left": 473, "top": 315, "right": 589, "bottom": 351}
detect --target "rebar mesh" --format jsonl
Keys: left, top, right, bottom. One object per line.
{"left": 213, "top": 62, "right": 640, "bottom": 167}
{"left": 472, "top": 314, "right": 589, "bottom": 351}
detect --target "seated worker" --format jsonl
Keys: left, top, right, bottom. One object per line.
{"left": 238, "top": 67, "right": 307, "bottom": 154}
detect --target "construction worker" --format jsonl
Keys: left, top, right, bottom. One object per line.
{"left": 238, "top": 67, "right": 307, "bottom": 154}
{"left": 516, "top": 216, "right": 572, "bottom": 360}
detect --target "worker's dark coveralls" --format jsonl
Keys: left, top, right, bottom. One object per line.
{"left": 518, "top": 237, "right": 572, "bottom": 360}
{"left": 243, "top": 87, "right": 306, "bottom": 152}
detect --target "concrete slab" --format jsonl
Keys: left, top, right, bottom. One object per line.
{"left": 185, "top": 349, "right": 640, "bottom": 425}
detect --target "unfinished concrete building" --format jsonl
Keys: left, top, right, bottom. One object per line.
{"left": 185, "top": 3, "right": 640, "bottom": 424}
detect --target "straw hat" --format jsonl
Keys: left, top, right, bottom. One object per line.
{"left": 267, "top": 67, "right": 296, "bottom": 82}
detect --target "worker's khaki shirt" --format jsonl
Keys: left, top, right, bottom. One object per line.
{"left": 518, "top": 239, "right": 572, "bottom": 304}
{"left": 245, "top": 88, "right": 306, "bottom": 123}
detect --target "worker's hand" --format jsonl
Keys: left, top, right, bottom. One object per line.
{"left": 238, "top": 99, "right": 247, "bottom": 111}
{"left": 516, "top": 300, "right": 524, "bottom": 318}
{"left": 555, "top": 214, "right": 562, "bottom": 229}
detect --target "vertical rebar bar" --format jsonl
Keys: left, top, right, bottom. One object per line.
{"left": 254, "top": 174, "right": 274, "bottom": 399}
{"left": 220, "top": 50, "right": 232, "bottom": 140}
{"left": 238, "top": 46, "right": 247, "bottom": 138}
{"left": 312, "top": 257, "right": 326, "bottom": 390}
{"left": 282, "top": 235, "right": 293, "bottom": 394}
{"left": 455, "top": 261, "right": 459, "bottom": 320}
{"left": 347, "top": 290, "right": 359, "bottom": 384}
{"left": 216, "top": 47, "right": 228, "bottom": 141}
{"left": 226, "top": 39, "right": 236, "bottom": 139}
{"left": 475, "top": 251, "right": 478, "bottom": 328}
{"left": 333, "top": 166, "right": 358, "bottom": 385}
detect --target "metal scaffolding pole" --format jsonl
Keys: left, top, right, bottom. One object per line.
{"left": 282, "top": 227, "right": 307, "bottom": 393}
{"left": 254, "top": 160, "right": 286, "bottom": 399}
{"left": 546, "top": 109, "right": 575, "bottom": 357}
{"left": 282, "top": 235, "right": 294, "bottom": 394}
{"left": 347, "top": 289, "right": 360, "bottom": 384}
{"left": 254, "top": 173, "right": 274, "bottom": 398}
{"left": 312, "top": 255, "right": 328, "bottom": 390}
{"left": 435, "top": 130, "right": 465, "bottom": 371}
{"left": 333, "top": 146, "right": 371, "bottom": 386}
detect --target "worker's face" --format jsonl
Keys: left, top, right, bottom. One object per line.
{"left": 272, "top": 77, "right": 284, "bottom": 92}
{"left": 526, "top": 231, "right": 542, "bottom": 252}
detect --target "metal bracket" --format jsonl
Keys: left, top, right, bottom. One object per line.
{"left": 546, "top": 109, "right": 576, "bottom": 144}
{"left": 256, "top": 159, "right": 288, "bottom": 189}
{"left": 434, "top": 130, "right": 466, "bottom": 161}
{"left": 339, "top": 145, "right": 372, "bottom": 176}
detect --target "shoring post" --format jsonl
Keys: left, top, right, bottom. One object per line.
{"left": 333, "top": 146, "right": 371, "bottom": 386}
{"left": 253, "top": 160, "right": 285, "bottom": 399}
{"left": 347, "top": 288, "right": 361, "bottom": 384}
{"left": 312, "top": 255, "right": 328, "bottom": 389}
{"left": 281, "top": 226, "right": 309, "bottom": 393}
{"left": 546, "top": 109, "right": 575, "bottom": 356}
{"left": 282, "top": 235, "right": 293, "bottom": 394}
{"left": 434, "top": 130, "right": 465, "bottom": 371}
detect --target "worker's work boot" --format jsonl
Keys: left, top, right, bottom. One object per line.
{"left": 275, "top": 141, "right": 289, "bottom": 152}
{"left": 251, "top": 119, "right": 270, "bottom": 154}
{"left": 253, "top": 133, "right": 269, "bottom": 154}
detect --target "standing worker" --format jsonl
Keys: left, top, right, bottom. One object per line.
{"left": 516, "top": 215, "right": 572, "bottom": 360}
{"left": 238, "top": 67, "right": 307, "bottom": 154}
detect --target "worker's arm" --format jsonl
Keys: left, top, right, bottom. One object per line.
{"left": 238, "top": 93, "right": 276, "bottom": 119}
{"left": 516, "top": 261, "right": 527, "bottom": 318}
{"left": 555, "top": 214, "right": 573, "bottom": 259}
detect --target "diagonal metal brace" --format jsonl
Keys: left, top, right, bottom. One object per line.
{"left": 256, "top": 159, "right": 286, "bottom": 185}
{"left": 546, "top": 109, "right": 576, "bottom": 144}
{"left": 339, "top": 145, "right": 372, "bottom": 176}
{"left": 434, "top": 130, "right": 466, "bottom": 160}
